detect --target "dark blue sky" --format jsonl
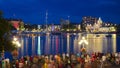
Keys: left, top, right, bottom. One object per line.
{"left": 0, "top": 0, "right": 120, "bottom": 24}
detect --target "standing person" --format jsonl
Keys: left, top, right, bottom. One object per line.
{"left": 43, "top": 62, "right": 48, "bottom": 68}
{"left": 5, "top": 61, "right": 10, "bottom": 68}
{"left": 15, "top": 60, "right": 19, "bottom": 68}
{"left": 100, "top": 55, "right": 106, "bottom": 68}
{"left": 84, "top": 55, "right": 91, "bottom": 68}
{"left": 48, "top": 60, "right": 55, "bottom": 68}
{"left": 58, "top": 61, "right": 64, "bottom": 68}
{"left": 30, "top": 63, "right": 39, "bottom": 68}
{"left": 19, "top": 60, "right": 24, "bottom": 68}
{"left": 43, "top": 57, "right": 49, "bottom": 68}
{"left": 30, "top": 57, "right": 39, "bottom": 68}
{"left": 2, "top": 59, "right": 6, "bottom": 68}
{"left": 80, "top": 58, "right": 85, "bottom": 68}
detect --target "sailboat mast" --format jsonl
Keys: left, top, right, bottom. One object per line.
{"left": 46, "top": 11, "right": 48, "bottom": 31}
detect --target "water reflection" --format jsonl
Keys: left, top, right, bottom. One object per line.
{"left": 18, "top": 33, "right": 116, "bottom": 56}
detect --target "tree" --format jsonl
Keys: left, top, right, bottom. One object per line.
{"left": 19, "top": 21, "right": 25, "bottom": 31}
{"left": 0, "top": 11, "right": 16, "bottom": 52}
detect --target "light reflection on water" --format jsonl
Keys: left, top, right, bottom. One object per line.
{"left": 18, "top": 33, "right": 116, "bottom": 57}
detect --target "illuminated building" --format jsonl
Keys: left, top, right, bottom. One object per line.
{"left": 81, "top": 16, "right": 116, "bottom": 32}
{"left": 8, "top": 19, "right": 24, "bottom": 31}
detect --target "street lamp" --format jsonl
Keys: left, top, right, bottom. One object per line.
{"left": 12, "top": 37, "right": 21, "bottom": 59}
{"left": 78, "top": 37, "right": 88, "bottom": 54}
{"left": 79, "top": 37, "right": 88, "bottom": 48}
{"left": 12, "top": 37, "right": 21, "bottom": 47}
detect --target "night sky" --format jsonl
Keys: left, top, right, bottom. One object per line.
{"left": 0, "top": 0, "right": 120, "bottom": 24}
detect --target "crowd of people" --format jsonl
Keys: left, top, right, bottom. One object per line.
{"left": 0, "top": 52, "right": 120, "bottom": 68}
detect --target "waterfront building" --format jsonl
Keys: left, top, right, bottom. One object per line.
{"left": 82, "top": 16, "right": 116, "bottom": 33}
{"left": 8, "top": 19, "right": 25, "bottom": 31}
{"left": 50, "top": 24, "right": 61, "bottom": 31}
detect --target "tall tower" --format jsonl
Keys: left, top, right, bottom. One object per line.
{"left": 97, "top": 17, "right": 102, "bottom": 24}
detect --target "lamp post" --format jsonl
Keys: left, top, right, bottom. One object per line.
{"left": 12, "top": 37, "right": 21, "bottom": 59}
{"left": 78, "top": 37, "right": 88, "bottom": 53}
{"left": 12, "top": 37, "right": 21, "bottom": 47}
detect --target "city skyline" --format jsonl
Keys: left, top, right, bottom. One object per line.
{"left": 0, "top": 0, "right": 120, "bottom": 24}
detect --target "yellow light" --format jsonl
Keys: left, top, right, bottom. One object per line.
{"left": 13, "top": 37, "right": 17, "bottom": 41}
{"left": 16, "top": 41, "right": 21, "bottom": 47}
{"left": 79, "top": 37, "right": 88, "bottom": 45}
{"left": 13, "top": 37, "right": 21, "bottom": 47}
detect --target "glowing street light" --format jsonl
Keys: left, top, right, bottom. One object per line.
{"left": 13, "top": 37, "right": 17, "bottom": 41}
{"left": 12, "top": 37, "right": 21, "bottom": 47}
{"left": 16, "top": 41, "right": 21, "bottom": 47}
{"left": 79, "top": 37, "right": 88, "bottom": 48}
{"left": 12, "top": 37, "right": 21, "bottom": 58}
